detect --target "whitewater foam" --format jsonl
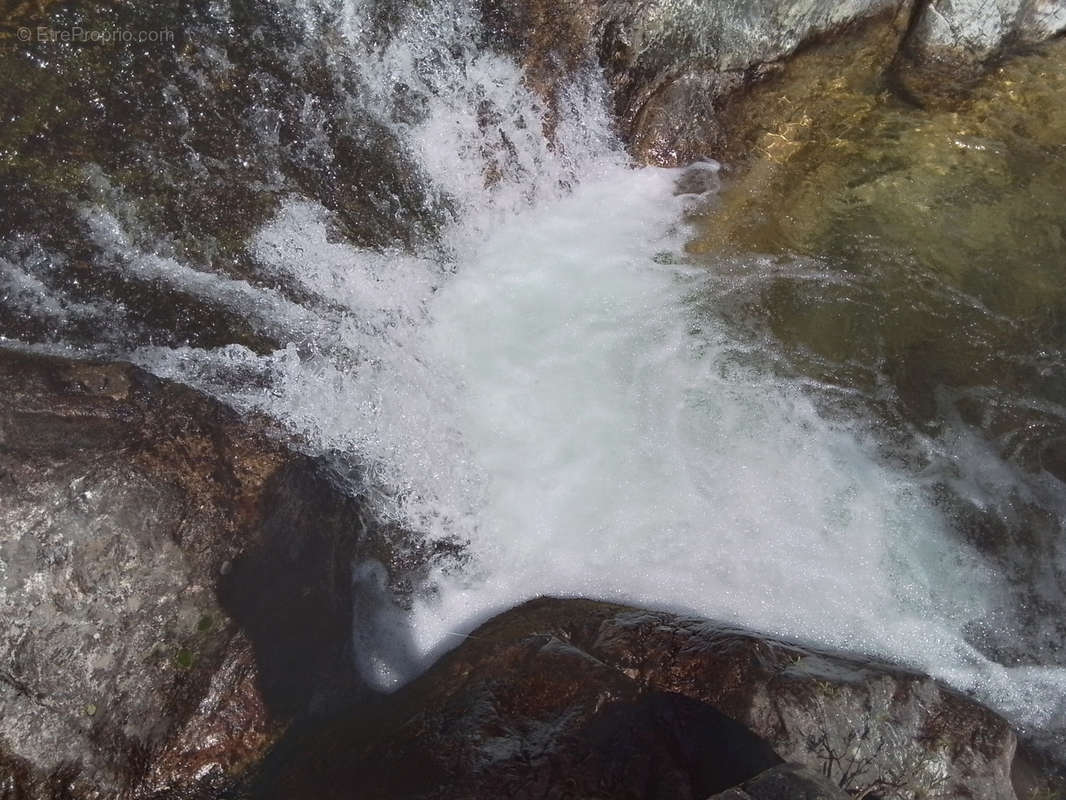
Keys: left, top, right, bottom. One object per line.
{"left": 134, "top": 165, "right": 1066, "bottom": 737}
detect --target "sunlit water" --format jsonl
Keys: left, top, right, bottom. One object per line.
{"left": 2, "top": 0, "right": 1065, "bottom": 754}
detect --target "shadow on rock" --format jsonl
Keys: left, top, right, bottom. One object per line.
{"left": 216, "top": 461, "right": 369, "bottom": 718}
{"left": 0, "top": 349, "right": 401, "bottom": 798}
{"left": 242, "top": 597, "right": 1036, "bottom": 800}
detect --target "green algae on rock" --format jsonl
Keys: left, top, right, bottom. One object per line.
{"left": 689, "top": 36, "right": 1066, "bottom": 427}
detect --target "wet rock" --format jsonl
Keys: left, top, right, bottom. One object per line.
{"left": 0, "top": 348, "right": 370, "bottom": 798}
{"left": 216, "top": 458, "right": 369, "bottom": 718}
{"left": 490, "top": 0, "right": 1066, "bottom": 163}
{"left": 485, "top": 0, "right": 918, "bottom": 164}
{"left": 251, "top": 616, "right": 783, "bottom": 799}
{"left": 900, "top": 0, "right": 1066, "bottom": 97}
{"left": 0, "top": 0, "right": 448, "bottom": 356}
{"left": 137, "top": 635, "right": 273, "bottom": 798}
{"left": 252, "top": 597, "right": 1022, "bottom": 799}
{"left": 708, "top": 763, "right": 850, "bottom": 799}
{"left": 580, "top": 602, "right": 1020, "bottom": 800}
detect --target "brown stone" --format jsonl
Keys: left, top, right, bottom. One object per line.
{"left": 0, "top": 348, "right": 371, "bottom": 798}
{"left": 250, "top": 598, "right": 1023, "bottom": 800}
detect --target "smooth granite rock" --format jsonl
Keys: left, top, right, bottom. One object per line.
{"left": 249, "top": 598, "right": 1022, "bottom": 800}
{"left": 0, "top": 348, "right": 371, "bottom": 798}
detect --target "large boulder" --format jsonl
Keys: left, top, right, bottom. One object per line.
{"left": 901, "top": 0, "right": 1066, "bottom": 94}
{"left": 581, "top": 603, "right": 1021, "bottom": 799}
{"left": 0, "top": 348, "right": 372, "bottom": 798}
{"left": 251, "top": 598, "right": 1024, "bottom": 799}
{"left": 250, "top": 609, "right": 785, "bottom": 799}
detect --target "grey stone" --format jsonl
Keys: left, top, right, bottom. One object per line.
{"left": 909, "top": 0, "right": 1066, "bottom": 65}
{"left": 727, "top": 763, "right": 850, "bottom": 799}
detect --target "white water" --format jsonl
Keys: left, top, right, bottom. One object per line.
{"left": 132, "top": 159, "right": 1066, "bottom": 733}
{"left": 8, "top": 0, "right": 1066, "bottom": 742}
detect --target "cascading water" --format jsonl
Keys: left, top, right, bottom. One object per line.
{"left": 3, "top": 0, "right": 1065, "bottom": 757}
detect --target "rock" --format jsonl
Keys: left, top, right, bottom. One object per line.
{"left": 901, "top": 0, "right": 1066, "bottom": 95}
{"left": 485, "top": 0, "right": 917, "bottom": 164}
{"left": 252, "top": 598, "right": 1022, "bottom": 799}
{"left": 250, "top": 619, "right": 784, "bottom": 799}
{"left": 708, "top": 763, "right": 850, "bottom": 799}
{"left": 0, "top": 0, "right": 449, "bottom": 358}
{"left": 488, "top": 0, "right": 1066, "bottom": 163}
{"left": 0, "top": 348, "right": 373, "bottom": 797}
{"left": 582, "top": 602, "right": 1020, "bottom": 800}
{"left": 598, "top": 0, "right": 915, "bottom": 164}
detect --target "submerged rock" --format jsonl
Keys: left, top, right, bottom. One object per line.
{"left": 685, "top": 36, "right": 1066, "bottom": 691}
{"left": 0, "top": 348, "right": 373, "bottom": 797}
{"left": 251, "top": 598, "right": 1023, "bottom": 800}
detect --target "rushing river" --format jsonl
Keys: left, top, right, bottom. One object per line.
{"left": 2, "top": 0, "right": 1065, "bottom": 758}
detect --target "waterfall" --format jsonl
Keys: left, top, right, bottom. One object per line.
{"left": 3, "top": 0, "right": 1065, "bottom": 748}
